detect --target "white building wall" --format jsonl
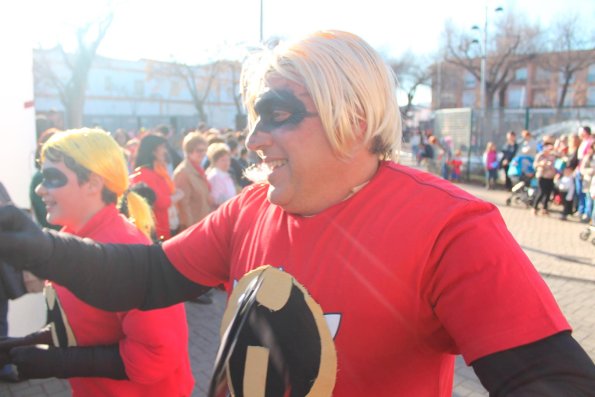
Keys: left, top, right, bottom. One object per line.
{"left": 0, "top": 9, "right": 47, "bottom": 337}
{"left": 34, "top": 51, "right": 240, "bottom": 131}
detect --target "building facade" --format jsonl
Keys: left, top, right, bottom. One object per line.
{"left": 33, "top": 48, "right": 243, "bottom": 134}
{"left": 432, "top": 49, "right": 595, "bottom": 110}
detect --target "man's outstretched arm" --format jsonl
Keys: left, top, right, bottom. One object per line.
{"left": 0, "top": 205, "right": 209, "bottom": 311}
{"left": 472, "top": 331, "right": 595, "bottom": 396}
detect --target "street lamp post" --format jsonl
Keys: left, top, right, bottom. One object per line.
{"left": 472, "top": 4, "right": 502, "bottom": 142}
{"left": 259, "top": 0, "right": 264, "bottom": 42}
{"left": 472, "top": 5, "right": 503, "bottom": 111}
{"left": 480, "top": 6, "right": 488, "bottom": 113}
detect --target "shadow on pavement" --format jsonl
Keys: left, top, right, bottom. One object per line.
{"left": 521, "top": 245, "right": 594, "bottom": 267}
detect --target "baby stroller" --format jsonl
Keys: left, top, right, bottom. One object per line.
{"left": 505, "top": 154, "right": 536, "bottom": 208}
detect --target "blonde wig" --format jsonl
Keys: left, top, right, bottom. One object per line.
{"left": 241, "top": 30, "right": 402, "bottom": 161}
{"left": 42, "top": 128, "right": 155, "bottom": 238}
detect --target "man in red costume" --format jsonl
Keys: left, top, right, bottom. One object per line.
{"left": 0, "top": 129, "right": 193, "bottom": 396}
{"left": 0, "top": 32, "right": 594, "bottom": 396}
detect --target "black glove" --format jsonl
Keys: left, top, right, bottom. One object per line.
{"left": 0, "top": 326, "right": 53, "bottom": 372}
{"left": 0, "top": 205, "right": 53, "bottom": 270}
{"left": 9, "top": 344, "right": 127, "bottom": 380}
{"left": 0, "top": 326, "right": 53, "bottom": 355}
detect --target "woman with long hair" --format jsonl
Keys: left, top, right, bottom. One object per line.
{"left": 131, "top": 133, "right": 178, "bottom": 241}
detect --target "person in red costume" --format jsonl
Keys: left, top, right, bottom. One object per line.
{"left": 0, "top": 31, "right": 594, "bottom": 396}
{"left": 0, "top": 128, "right": 193, "bottom": 396}
{"left": 131, "top": 133, "right": 177, "bottom": 241}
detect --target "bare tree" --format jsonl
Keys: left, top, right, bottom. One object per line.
{"left": 223, "top": 60, "right": 246, "bottom": 130}
{"left": 388, "top": 51, "right": 432, "bottom": 116}
{"left": 147, "top": 57, "right": 237, "bottom": 127}
{"left": 34, "top": 13, "right": 114, "bottom": 128}
{"left": 173, "top": 61, "right": 220, "bottom": 124}
{"left": 537, "top": 14, "right": 595, "bottom": 108}
{"left": 442, "top": 11, "right": 541, "bottom": 109}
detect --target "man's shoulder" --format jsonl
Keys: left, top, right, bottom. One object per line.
{"left": 378, "top": 162, "right": 487, "bottom": 206}
{"left": 235, "top": 182, "right": 269, "bottom": 204}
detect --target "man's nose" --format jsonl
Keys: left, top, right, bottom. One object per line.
{"left": 246, "top": 121, "right": 272, "bottom": 152}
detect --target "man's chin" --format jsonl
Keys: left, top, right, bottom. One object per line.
{"left": 266, "top": 184, "right": 279, "bottom": 204}
{"left": 266, "top": 185, "right": 288, "bottom": 208}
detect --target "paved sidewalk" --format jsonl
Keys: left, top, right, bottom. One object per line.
{"left": 2, "top": 169, "right": 594, "bottom": 396}
{"left": 450, "top": 183, "right": 595, "bottom": 397}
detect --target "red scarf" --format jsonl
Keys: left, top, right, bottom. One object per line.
{"left": 190, "top": 160, "right": 211, "bottom": 191}
{"left": 153, "top": 162, "right": 175, "bottom": 194}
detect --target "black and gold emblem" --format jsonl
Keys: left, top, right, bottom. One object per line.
{"left": 209, "top": 266, "right": 337, "bottom": 397}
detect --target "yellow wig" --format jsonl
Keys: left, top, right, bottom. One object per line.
{"left": 42, "top": 128, "right": 155, "bottom": 238}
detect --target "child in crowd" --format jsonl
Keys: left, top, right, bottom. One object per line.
{"left": 450, "top": 149, "right": 463, "bottom": 183}
{"left": 206, "top": 142, "right": 237, "bottom": 208}
{"left": 556, "top": 166, "right": 575, "bottom": 220}
{"left": 483, "top": 142, "right": 499, "bottom": 190}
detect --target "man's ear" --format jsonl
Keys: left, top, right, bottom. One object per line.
{"left": 344, "top": 118, "right": 369, "bottom": 158}
{"left": 355, "top": 117, "right": 367, "bottom": 139}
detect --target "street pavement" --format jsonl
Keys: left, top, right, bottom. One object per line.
{"left": 2, "top": 161, "right": 594, "bottom": 396}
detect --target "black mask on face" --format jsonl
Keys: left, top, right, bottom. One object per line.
{"left": 41, "top": 168, "right": 69, "bottom": 189}
{"left": 253, "top": 89, "right": 318, "bottom": 133}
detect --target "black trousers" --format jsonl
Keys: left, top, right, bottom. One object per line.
{"left": 534, "top": 177, "right": 555, "bottom": 210}
{"left": 503, "top": 164, "right": 513, "bottom": 190}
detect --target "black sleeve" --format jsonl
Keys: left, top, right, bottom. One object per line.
{"left": 10, "top": 344, "right": 127, "bottom": 380}
{"left": 32, "top": 230, "right": 210, "bottom": 311}
{"left": 472, "top": 331, "right": 595, "bottom": 396}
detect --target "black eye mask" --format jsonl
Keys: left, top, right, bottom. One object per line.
{"left": 41, "top": 168, "right": 69, "bottom": 189}
{"left": 253, "top": 90, "right": 317, "bottom": 132}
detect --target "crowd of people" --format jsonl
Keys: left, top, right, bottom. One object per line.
{"left": 414, "top": 126, "right": 595, "bottom": 224}
{"left": 0, "top": 30, "right": 594, "bottom": 396}
{"left": 413, "top": 132, "right": 464, "bottom": 183}
{"left": 484, "top": 127, "right": 595, "bottom": 222}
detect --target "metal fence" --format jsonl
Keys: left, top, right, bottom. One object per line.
{"left": 433, "top": 106, "right": 595, "bottom": 178}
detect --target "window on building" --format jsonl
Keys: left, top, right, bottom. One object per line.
{"left": 515, "top": 67, "right": 528, "bottom": 81}
{"left": 587, "top": 87, "right": 595, "bottom": 106}
{"left": 588, "top": 64, "right": 595, "bottom": 83}
{"left": 464, "top": 71, "right": 476, "bottom": 88}
{"left": 507, "top": 87, "right": 524, "bottom": 108}
{"left": 462, "top": 90, "right": 476, "bottom": 107}
{"left": 134, "top": 80, "right": 145, "bottom": 97}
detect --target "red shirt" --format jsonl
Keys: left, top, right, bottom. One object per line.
{"left": 131, "top": 167, "right": 172, "bottom": 240}
{"left": 451, "top": 157, "right": 463, "bottom": 174}
{"left": 53, "top": 205, "right": 193, "bottom": 397}
{"left": 164, "top": 161, "right": 570, "bottom": 396}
